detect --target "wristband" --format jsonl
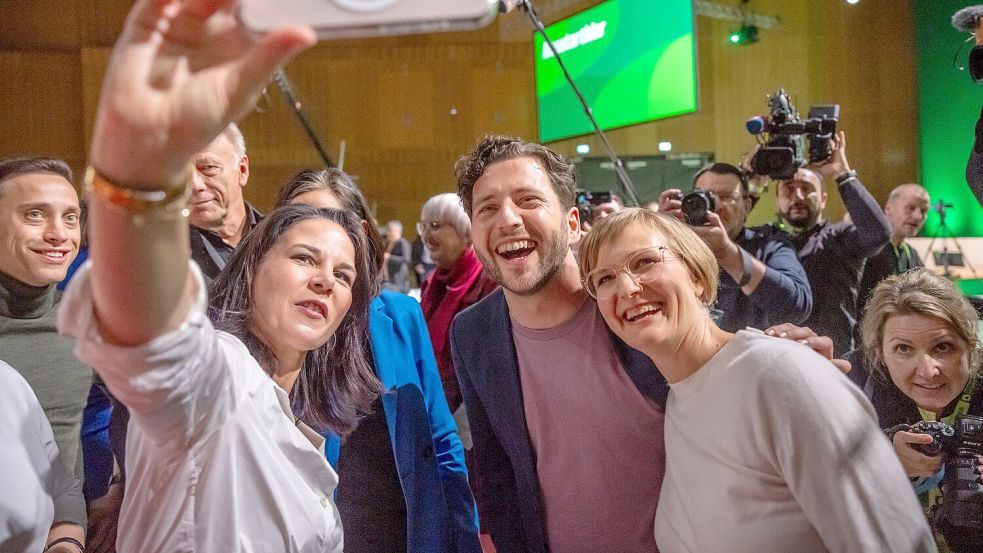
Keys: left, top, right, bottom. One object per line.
{"left": 84, "top": 166, "right": 191, "bottom": 226}
{"left": 44, "top": 537, "right": 84, "bottom": 553}
{"left": 834, "top": 170, "right": 858, "bottom": 186}
{"left": 737, "top": 248, "right": 754, "bottom": 287}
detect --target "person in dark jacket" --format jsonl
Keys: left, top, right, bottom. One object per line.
{"left": 659, "top": 162, "right": 812, "bottom": 332}
{"left": 859, "top": 268, "right": 983, "bottom": 553}
{"left": 756, "top": 131, "right": 891, "bottom": 355}
{"left": 276, "top": 169, "right": 480, "bottom": 553}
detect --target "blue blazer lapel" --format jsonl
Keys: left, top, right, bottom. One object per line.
{"left": 368, "top": 298, "right": 399, "bottom": 441}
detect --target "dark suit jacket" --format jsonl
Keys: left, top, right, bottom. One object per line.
{"left": 449, "top": 289, "right": 669, "bottom": 553}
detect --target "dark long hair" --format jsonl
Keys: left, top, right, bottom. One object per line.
{"left": 275, "top": 168, "right": 386, "bottom": 296}
{"left": 208, "top": 204, "right": 381, "bottom": 436}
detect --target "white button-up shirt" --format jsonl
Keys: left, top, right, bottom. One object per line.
{"left": 59, "top": 264, "right": 343, "bottom": 553}
{"left": 0, "top": 360, "right": 85, "bottom": 553}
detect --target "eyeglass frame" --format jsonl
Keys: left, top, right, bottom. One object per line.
{"left": 582, "top": 246, "right": 670, "bottom": 300}
{"left": 416, "top": 220, "right": 449, "bottom": 235}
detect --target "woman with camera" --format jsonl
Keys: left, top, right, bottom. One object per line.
{"left": 859, "top": 268, "right": 983, "bottom": 552}
{"left": 577, "top": 208, "right": 933, "bottom": 552}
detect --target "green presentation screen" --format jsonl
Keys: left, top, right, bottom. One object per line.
{"left": 534, "top": 0, "right": 697, "bottom": 143}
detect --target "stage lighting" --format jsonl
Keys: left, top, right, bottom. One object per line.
{"left": 728, "top": 23, "right": 759, "bottom": 45}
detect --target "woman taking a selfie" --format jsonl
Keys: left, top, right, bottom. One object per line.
{"left": 578, "top": 208, "right": 934, "bottom": 552}
{"left": 54, "top": 0, "right": 382, "bottom": 551}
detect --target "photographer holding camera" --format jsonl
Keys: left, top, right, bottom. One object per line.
{"left": 658, "top": 162, "right": 812, "bottom": 332}
{"left": 859, "top": 268, "right": 983, "bottom": 553}
{"left": 757, "top": 131, "right": 890, "bottom": 356}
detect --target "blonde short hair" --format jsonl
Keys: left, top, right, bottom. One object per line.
{"left": 578, "top": 207, "right": 719, "bottom": 306}
{"left": 860, "top": 268, "right": 981, "bottom": 374}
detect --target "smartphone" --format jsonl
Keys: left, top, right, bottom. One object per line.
{"left": 239, "top": 0, "right": 499, "bottom": 40}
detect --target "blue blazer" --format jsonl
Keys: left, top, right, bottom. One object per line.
{"left": 326, "top": 291, "right": 481, "bottom": 553}
{"left": 450, "top": 289, "right": 669, "bottom": 553}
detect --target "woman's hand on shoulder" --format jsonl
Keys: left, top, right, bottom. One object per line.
{"left": 764, "top": 323, "right": 852, "bottom": 375}
{"left": 892, "top": 430, "right": 943, "bottom": 478}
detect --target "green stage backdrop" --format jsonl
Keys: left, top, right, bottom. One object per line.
{"left": 534, "top": 0, "right": 697, "bottom": 143}
{"left": 916, "top": 1, "right": 983, "bottom": 237}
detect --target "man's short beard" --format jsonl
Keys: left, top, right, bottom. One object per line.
{"left": 781, "top": 208, "right": 818, "bottom": 230}
{"left": 475, "top": 226, "right": 570, "bottom": 297}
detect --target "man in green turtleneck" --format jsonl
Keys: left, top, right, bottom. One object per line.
{"left": 0, "top": 157, "right": 90, "bottom": 522}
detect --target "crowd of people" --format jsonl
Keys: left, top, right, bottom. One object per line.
{"left": 3, "top": 1, "right": 983, "bottom": 553}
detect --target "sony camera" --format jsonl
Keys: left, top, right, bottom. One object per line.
{"left": 747, "top": 89, "right": 839, "bottom": 181}
{"left": 680, "top": 190, "right": 715, "bottom": 226}
{"left": 908, "top": 415, "right": 983, "bottom": 550}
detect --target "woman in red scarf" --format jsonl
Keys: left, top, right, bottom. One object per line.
{"left": 419, "top": 193, "right": 498, "bottom": 412}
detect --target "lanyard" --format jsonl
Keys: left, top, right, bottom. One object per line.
{"left": 893, "top": 242, "right": 911, "bottom": 273}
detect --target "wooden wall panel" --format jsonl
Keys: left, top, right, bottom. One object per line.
{"left": 0, "top": 51, "right": 86, "bottom": 177}
{"left": 0, "top": 0, "right": 81, "bottom": 50}
{"left": 1, "top": 0, "right": 919, "bottom": 235}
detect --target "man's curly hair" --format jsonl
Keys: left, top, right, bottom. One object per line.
{"left": 454, "top": 135, "right": 577, "bottom": 216}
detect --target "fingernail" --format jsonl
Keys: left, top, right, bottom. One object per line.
{"left": 797, "top": 339, "right": 810, "bottom": 345}
{"left": 765, "top": 329, "right": 775, "bottom": 335}
{"left": 779, "top": 332, "right": 788, "bottom": 338}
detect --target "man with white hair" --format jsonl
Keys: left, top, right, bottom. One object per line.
{"left": 188, "top": 123, "right": 262, "bottom": 281}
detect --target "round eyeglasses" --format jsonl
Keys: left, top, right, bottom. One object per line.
{"left": 416, "top": 220, "right": 448, "bottom": 235}
{"left": 582, "top": 246, "right": 669, "bottom": 300}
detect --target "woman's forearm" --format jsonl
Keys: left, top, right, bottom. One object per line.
{"left": 88, "top": 192, "right": 197, "bottom": 346}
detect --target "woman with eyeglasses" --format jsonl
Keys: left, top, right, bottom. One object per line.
{"left": 578, "top": 208, "right": 934, "bottom": 552}
{"left": 418, "top": 193, "right": 499, "bottom": 415}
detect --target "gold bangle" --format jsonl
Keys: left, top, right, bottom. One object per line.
{"left": 84, "top": 166, "right": 191, "bottom": 226}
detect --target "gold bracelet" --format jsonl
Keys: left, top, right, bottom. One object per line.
{"left": 84, "top": 166, "right": 191, "bottom": 226}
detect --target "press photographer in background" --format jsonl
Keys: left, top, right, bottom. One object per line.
{"left": 658, "top": 162, "right": 812, "bottom": 332}
{"left": 856, "top": 183, "right": 930, "bottom": 328}
{"left": 575, "top": 190, "right": 624, "bottom": 235}
{"left": 756, "top": 127, "right": 890, "bottom": 356}
{"left": 859, "top": 268, "right": 983, "bottom": 553}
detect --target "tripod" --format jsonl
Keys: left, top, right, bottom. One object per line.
{"left": 923, "top": 201, "right": 979, "bottom": 279}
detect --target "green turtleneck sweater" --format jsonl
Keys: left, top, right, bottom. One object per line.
{"left": 0, "top": 270, "right": 92, "bottom": 483}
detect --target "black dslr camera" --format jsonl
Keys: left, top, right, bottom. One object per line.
{"left": 680, "top": 190, "right": 715, "bottom": 226}
{"left": 908, "top": 415, "right": 983, "bottom": 550}
{"left": 747, "top": 89, "right": 839, "bottom": 181}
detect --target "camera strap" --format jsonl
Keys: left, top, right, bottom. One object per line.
{"left": 915, "top": 375, "right": 976, "bottom": 425}
{"left": 942, "top": 374, "right": 976, "bottom": 426}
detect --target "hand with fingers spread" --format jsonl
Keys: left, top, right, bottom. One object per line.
{"left": 765, "top": 323, "right": 852, "bottom": 375}
{"left": 90, "top": 0, "right": 316, "bottom": 189}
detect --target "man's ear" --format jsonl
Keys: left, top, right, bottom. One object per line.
{"left": 238, "top": 154, "right": 250, "bottom": 188}
{"left": 566, "top": 206, "right": 581, "bottom": 243}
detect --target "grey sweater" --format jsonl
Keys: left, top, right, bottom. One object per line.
{"left": 0, "top": 270, "right": 91, "bottom": 524}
